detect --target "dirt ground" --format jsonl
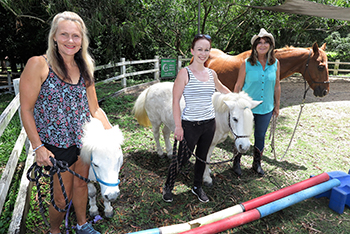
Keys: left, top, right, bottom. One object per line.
{"left": 279, "top": 76, "right": 350, "bottom": 107}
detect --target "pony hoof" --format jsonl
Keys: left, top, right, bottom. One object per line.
{"left": 105, "top": 210, "right": 114, "bottom": 218}
{"left": 89, "top": 210, "right": 99, "bottom": 217}
{"left": 166, "top": 152, "right": 173, "bottom": 158}
{"left": 203, "top": 181, "right": 213, "bottom": 187}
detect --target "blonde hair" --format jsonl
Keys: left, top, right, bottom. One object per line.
{"left": 46, "top": 11, "right": 94, "bottom": 86}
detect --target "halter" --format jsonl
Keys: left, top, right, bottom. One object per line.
{"left": 303, "top": 49, "right": 330, "bottom": 85}
{"left": 227, "top": 112, "right": 251, "bottom": 139}
{"left": 90, "top": 154, "right": 121, "bottom": 187}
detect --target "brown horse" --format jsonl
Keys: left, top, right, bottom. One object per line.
{"left": 204, "top": 42, "right": 329, "bottom": 97}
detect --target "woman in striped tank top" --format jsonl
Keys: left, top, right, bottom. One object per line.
{"left": 162, "top": 34, "right": 231, "bottom": 203}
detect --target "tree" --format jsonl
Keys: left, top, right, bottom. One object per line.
{"left": 1, "top": 0, "right": 350, "bottom": 71}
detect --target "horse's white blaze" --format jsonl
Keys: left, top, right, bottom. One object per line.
{"left": 81, "top": 117, "right": 124, "bottom": 217}
{"left": 133, "top": 82, "right": 260, "bottom": 186}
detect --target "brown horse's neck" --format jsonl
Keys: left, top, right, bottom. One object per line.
{"left": 277, "top": 48, "right": 310, "bottom": 79}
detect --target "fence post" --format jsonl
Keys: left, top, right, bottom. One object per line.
{"left": 13, "top": 78, "right": 30, "bottom": 154}
{"left": 7, "top": 71, "right": 13, "bottom": 93}
{"left": 333, "top": 59, "right": 340, "bottom": 75}
{"left": 121, "top": 58, "right": 126, "bottom": 87}
{"left": 13, "top": 79, "right": 22, "bottom": 125}
{"left": 177, "top": 56, "right": 182, "bottom": 74}
{"left": 154, "top": 56, "right": 159, "bottom": 80}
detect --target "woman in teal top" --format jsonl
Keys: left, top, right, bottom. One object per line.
{"left": 234, "top": 28, "right": 281, "bottom": 177}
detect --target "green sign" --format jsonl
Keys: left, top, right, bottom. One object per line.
{"left": 161, "top": 58, "right": 176, "bottom": 78}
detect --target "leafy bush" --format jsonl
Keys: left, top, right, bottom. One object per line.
{"left": 325, "top": 32, "right": 350, "bottom": 61}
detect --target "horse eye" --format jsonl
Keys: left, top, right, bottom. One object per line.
{"left": 232, "top": 117, "right": 238, "bottom": 122}
{"left": 318, "top": 65, "right": 325, "bottom": 71}
{"left": 92, "top": 162, "right": 99, "bottom": 168}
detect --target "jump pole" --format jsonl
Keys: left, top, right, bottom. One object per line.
{"left": 180, "top": 178, "right": 341, "bottom": 234}
{"left": 128, "top": 172, "right": 329, "bottom": 234}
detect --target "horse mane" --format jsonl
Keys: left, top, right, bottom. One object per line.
{"left": 80, "top": 118, "right": 124, "bottom": 164}
{"left": 213, "top": 91, "right": 253, "bottom": 113}
{"left": 213, "top": 91, "right": 254, "bottom": 135}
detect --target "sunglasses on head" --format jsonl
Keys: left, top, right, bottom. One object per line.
{"left": 194, "top": 34, "right": 211, "bottom": 40}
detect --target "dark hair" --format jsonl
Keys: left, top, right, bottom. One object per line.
{"left": 191, "top": 34, "right": 212, "bottom": 49}
{"left": 248, "top": 36, "right": 276, "bottom": 66}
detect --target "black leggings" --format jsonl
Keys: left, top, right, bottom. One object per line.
{"left": 165, "top": 118, "right": 216, "bottom": 189}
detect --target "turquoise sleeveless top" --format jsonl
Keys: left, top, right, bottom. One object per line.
{"left": 243, "top": 58, "right": 278, "bottom": 115}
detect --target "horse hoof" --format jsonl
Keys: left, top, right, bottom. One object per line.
{"left": 89, "top": 210, "right": 99, "bottom": 217}
{"left": 105, "top": 210, "right": 114, "bottom": 218}
{"left": 166, "top": 152, "right": 173, "bottom": 159}
{"left": 203, "top": 180, "right": 213, "bottom": 187}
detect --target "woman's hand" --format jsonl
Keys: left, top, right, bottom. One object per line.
{"left": 273, "top": 106, "right": 280, "bottom": 117}
{"left": 35, "top": 146, "right": 54, "bottom": 167}
{"left": 174, "top": 126, "right": 184, "bottom": 141}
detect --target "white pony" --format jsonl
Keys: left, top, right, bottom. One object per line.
{"left": 133, "top": 82, "right": 261, "bottom": 186}
{"left": 80, "top": 118, "right": 124, "bottom": 218}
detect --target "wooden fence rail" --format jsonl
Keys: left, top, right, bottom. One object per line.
{"left": 328, "top": 60, "right": 350, "bottom": 76}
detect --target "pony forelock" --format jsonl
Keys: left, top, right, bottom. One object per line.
{"left": 80, "top": 118, "right": 124, "bottom": 163}
{"left": 213, "top": 91, "right": 253, "bottom": 113}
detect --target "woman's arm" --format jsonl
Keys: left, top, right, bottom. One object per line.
{"left": 212, "top": 70, "right": 231, "bottom": 94}
{"left": 20, "top": 56, "right": 53, "bottom": 167}
{"left": 234, "top": 62, "right": 246, "bottom": 93}
{"left": 86, "top": 83, "right": 112, "bottom": 129}
{"left": 172, "top": 68, "right": 187, "bottom": 141}
{"left": 273, "top": 60, "right": 281, "bottom": 117}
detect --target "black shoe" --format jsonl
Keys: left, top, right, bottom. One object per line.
{"left": 162, "top": 186, "right": 173, "bottom": 202}
{"left": 191, "top": 187, "right": 209, "bottom": 203}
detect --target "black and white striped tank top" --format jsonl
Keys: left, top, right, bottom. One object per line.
{"left": 182, "top": 67, "right": 215, "bottom": 121}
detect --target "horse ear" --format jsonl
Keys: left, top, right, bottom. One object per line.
{"left": 250, "top": 100, "right": 262, "bottom": 109}
{"left": 223, "top": 100, "right": 236, "bottom": 110}
{"left": 312, "top": 42, "right": 319, "bottom": 54}
{"left": 320, "top": 43, "right": 326, "bottom": 51}
{"left": 112, "top": 124, "right": 124, "bottom": 145}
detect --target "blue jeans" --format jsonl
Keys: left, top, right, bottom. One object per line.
{"left": 253, "top": 111, "right": 273, "bottom": 152}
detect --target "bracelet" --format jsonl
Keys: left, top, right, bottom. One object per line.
{"left": 33, "top": 144, "right": 44, "bottom": 152}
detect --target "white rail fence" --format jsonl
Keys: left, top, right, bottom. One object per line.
{"left": 1, "top": 58, "right": 348, "bottom": 95}
{"left": 328, "top": 60, "right": 350, "bottom": 76}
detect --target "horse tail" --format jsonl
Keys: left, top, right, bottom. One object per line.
{"left": 132, "top": 87, "right": 152, "bottom": 127}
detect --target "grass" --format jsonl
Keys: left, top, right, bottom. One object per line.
{"left": 1, "top": 79, "right": 350, "bottom": 233}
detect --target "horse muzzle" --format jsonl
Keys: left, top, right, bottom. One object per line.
{"left": 235, "top": 138, "right": 251, "bottom": 153}
{"left": 102, "top": 187, "right": 120, "bottom": 202}
{"left": 313, "top": 85, "right": 329, "bottom": 97}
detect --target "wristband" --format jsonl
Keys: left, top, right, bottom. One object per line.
{"left": 33, "top": 144, "right": 44, "bottom": 152}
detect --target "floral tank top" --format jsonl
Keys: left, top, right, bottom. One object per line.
{"left": 33, "top": 59, "right": 90, "bottom": 148}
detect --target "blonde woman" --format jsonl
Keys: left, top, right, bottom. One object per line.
{"left": 20, "top": 11, "right": 110, "bottom": 234}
